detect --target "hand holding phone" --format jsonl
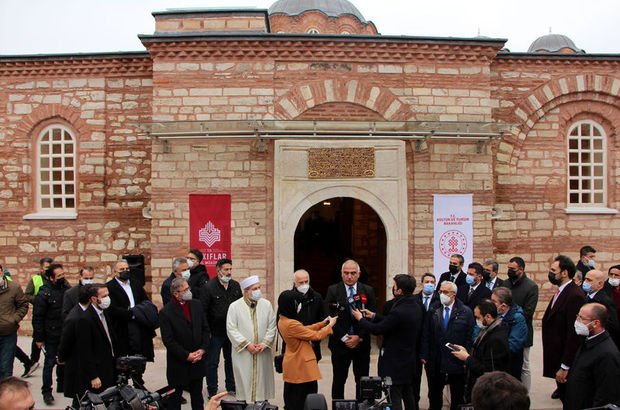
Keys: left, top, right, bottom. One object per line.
{"left": 445, "top": 342, "right": 460, "bottom": 352}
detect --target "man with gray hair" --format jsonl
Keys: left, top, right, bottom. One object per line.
{"left": 161, "top": 257, "right": 190, "bottom": 306}
{"left": 483, "top": 259, "right": 504, "bottom": 290}
{"left": 160, "top": 277, "right": 209, "bottom": 410}
{"left": 290, "top": 269, "right": 326, "bottom": 360}
{"left": 421, "top": 281, "right": 474, "bottom": 410}
{"left": 325, "top": 259, "right": 377, "bottom": 400}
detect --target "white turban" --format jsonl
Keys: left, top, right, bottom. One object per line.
{"left": 240, "top": 275, "right": 260, "bottom": 290}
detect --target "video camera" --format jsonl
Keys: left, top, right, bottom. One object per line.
{"left": 221, "top": 400, "right": 278, "bottom": 410}
{"left": 76, "top": 355, "right": 173, "bottom": 410}
{"left": 332, "top": 376, "right": 392, "bottom": 410}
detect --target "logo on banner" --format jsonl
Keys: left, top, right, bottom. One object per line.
{"left": 199, "top": 221, "right": 221, "bottom": 247}
{"left": 439, "top": 230, "right": 468, "bottom": 258}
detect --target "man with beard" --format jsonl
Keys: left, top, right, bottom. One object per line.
{"left": 32, "top": 263, "right": 70, "bottom": 405}
{"left": 503, "top": 256, "right": 538, "bottom": 390}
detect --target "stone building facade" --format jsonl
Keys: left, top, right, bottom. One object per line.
{"left": 1, "top": 1, "right": 618, "bottom": 323}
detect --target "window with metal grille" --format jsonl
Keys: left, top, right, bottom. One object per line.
{"left": 567, "top": 121, "right": 606, "bottom": 206}
{"left": 37, "top": 125, "right": 76, "bottom": 211}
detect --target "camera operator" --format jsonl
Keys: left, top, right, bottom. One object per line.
{"left": 351, "top": 274, "right": 422, "bottom": 410}
{"left": 160, "top": 277, "right": 210, "bottom": 410}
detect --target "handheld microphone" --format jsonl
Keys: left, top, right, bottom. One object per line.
{"left": 360, "top": 294, "right": 367, "bottom": 310}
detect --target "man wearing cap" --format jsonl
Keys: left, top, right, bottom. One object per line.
{"left": 226, "top": 275, "right": 276, "bottom": 402}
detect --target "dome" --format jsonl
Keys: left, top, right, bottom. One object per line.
{"left": 269, "top": 0, "right": 367, "bottom": 23}
{"left": 527, "top": 33, "right": 584, "bottom": 53}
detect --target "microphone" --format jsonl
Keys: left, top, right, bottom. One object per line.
{"left": 360, "top": 294, "right": 367, "bottom": 310}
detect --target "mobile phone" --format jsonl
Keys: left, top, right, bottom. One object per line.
{"left": 445, "top": 343, "right": 460, "bottom": 352}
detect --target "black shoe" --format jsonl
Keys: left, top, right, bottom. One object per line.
{"left": 43, "top": 394, "right": 55, "bottom": 405}
{"left": 21, "top": 362, "right": 32, "bottom": 378}
{"left": 551, "top": 389, "right": 560, "bottom": 399}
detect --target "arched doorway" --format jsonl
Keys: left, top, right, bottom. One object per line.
{"left": 294, "top": 197, "right": 387, "bottom": 309}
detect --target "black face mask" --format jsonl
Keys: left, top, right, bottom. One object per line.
{"left": 119, "top": 269, "right": 131, "bottom": 281}
{"left": 482, "top": 270, "right": 492, "bottom": 282}
{"left": 507, "top": 269, "right": 519, "bottom": 280}
{"left": 448, "top": 265, "right": 459, "bottom": 275}
{"left": 548, "top": 271, "right": 562, "bottom": 286}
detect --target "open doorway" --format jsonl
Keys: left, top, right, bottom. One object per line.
{"left": 294, "top": 197, "right": 387, "bottom": 310}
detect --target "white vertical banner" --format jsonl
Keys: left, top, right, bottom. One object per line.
{"left": 433, "top": 194, "right": 474, "bottom": 278}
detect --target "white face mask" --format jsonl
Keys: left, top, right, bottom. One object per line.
{"left": 181, "top": 270, "right": 191, "bottom": 280}
{"left": 476, "top": 319, "right": 486, "bottom": 329}
{"left": 220, "top": 274, "right": 232, "bottom": 283}
{"left": 81, "top": 279, "right": 94, "bottom": 285}
{"left": 251, "top": 289, "right": 262, "bottom": 301}
{"left": 296, "top": 284, "right": 310, "bottom": 295}
{"left": 181, "top": 289, "right": 192, "bottom": 301}
{"left": 187, "top": 259, "right": 195, "bottom": 269}
{"left": 586, "top": 258, "right": 596, "bottom": 269}
{"left": 574, "top": 320, "right": 591, "bottom": 336}
{"left": 609, "top": 278, "right": 620, "bottom": 287}
{"left": 99, "top": 296, "right": 111, "bottom": 310}
{"left": 440, "top": 293, "right": 452, "bottom": 306}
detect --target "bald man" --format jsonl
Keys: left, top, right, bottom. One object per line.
{"left": 291, "top": 269, "right": 326, "bottom": 360}
{"left": 0, "top": 377, "right": 35, "bottom": 410}
{"left": 583, "top": 269, "right": 620, "bottom": 347}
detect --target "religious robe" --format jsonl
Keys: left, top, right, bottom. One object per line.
{"left": 226, "top": 297, "right": 277, "bottom": 402}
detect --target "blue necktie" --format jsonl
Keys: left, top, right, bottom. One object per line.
{"left": 443, "top": 307, "right": 450, "bottom": 329}
{"left": 424, "top": 296, "right": 430, "bottom": 311}
{"left": 348, "top": 286, "right": 355, "bottom": 334}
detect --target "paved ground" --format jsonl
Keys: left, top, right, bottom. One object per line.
{"left": 15, "top": 329, "right": 560, "bottom": 409}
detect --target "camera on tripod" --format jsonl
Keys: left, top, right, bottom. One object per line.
{"left": 332, "top": 376, "right": 392, "bottom": 410}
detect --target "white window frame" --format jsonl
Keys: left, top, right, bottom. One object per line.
{"left": 565, "top": 120, "right": 617, "bottom": 214}
{"left": 24, "top": 124, "right": 77, "bottom": 219}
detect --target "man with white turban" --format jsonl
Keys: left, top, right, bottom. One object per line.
{"left": 226, "top": 275, "right": 276, "bottom": 402}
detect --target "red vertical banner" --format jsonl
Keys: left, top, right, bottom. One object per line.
{"left": 189, "top": 194, "right": 231, "bottom": 279}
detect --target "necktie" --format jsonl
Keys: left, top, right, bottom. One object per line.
{"left": 100, "top": 312, "right": 114, "bottom": 356}
{"left": 486, "top": 281, "right": 493, "bottom": 290}
{"left": 424, "top": 296, "right": 429, "bottom": 311}
{"left": 348, "top": 286, "right": 355, "bottom": 334}
{"left": 443, "top": 307, "right": 450, "bottom": 329}
{"left": 468, "top": 286, "right": 475, "bottom": 298}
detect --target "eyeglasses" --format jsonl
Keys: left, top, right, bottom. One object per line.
{"left": 576, "top": 314, "right": 596, "bottom": 322}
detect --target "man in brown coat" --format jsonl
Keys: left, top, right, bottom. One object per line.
{"left": 0, "top": 266, "right": 29, "bottom": 379}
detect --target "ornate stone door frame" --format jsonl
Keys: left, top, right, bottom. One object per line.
{"left": 274, "top": 139, "right": 409, "bottom": 299}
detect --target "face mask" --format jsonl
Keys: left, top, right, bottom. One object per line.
{"left": 440, "top": 293, "right": 451, "bottom": 306}
{"left": 582, "top": 282, "right": 592, "bottom": 294}
{"left": 187, "top": 259, "right": 195, "bottom": 269}
{"left": 220, "top": 274, "right": 231, "bottom": 283}
{"left": 548, "top": 271, "right": 562, "bottom": 286}
{"left": 423, "top": 283, "right": 435, "bottom": 295}
{"left": 119, "top": 269, "right": 131, "bottom": 281}
{"left": 251, "top": 289, "right": 262, "bottom": 301}
{"left": 448, "top": 265, "right": 459, "bottom": 275}
{"left": 586, "top": 258, "right": 596, "bottom": 269}
{"left": 99, "top": 296, "right": 111, "bottom": 310}
{"left": 507, "top": 269, "right": 519, "bottom": 280}
{"left": 181, "top": 270, "right": 191, "bottom": 280}
{"left": 574, "top": 320, "right": 591, "bottom": 336}
{"left": 82, "top": 279, "right": 94, "bottom": 285}
{"left": 476, "top": 319, "right": 486, "bottom": 329}
{"left": 609, "top": 278, "right": 620, "bottom": 287}
{"left": 296, "top": 284, "right": 310, "bottom": 295}
{"left": 465, "top": 275, "right": 476, "bottom": 286}
{"left": 482, "top": 270, "right": 491, "bottom": 282}
{"left": 181, "top": 289, "right": 192, "bottom": 301}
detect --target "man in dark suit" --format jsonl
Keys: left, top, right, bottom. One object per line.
{"left": 58, "top": 285, "right": 91, "bottom": 408}
{"left": 106, "top": 260, "right": 155, "bottom": 378}
{"left": 78, "top": 284, "right": 116, "bottom": 397}
{"left": 420, "top": 281, "right": 475, "bottom": 410}
{"left": 576, "top": 245, "right": 597, "bottom": 277}
{"left": 565, "top": 303, "right": 620, "bottom": 410}
{"left": 438, "top": 254, "right": 468, "bottom": 302}
{"left": 483, "top": 259, "right": 504, "bottom": 290}
{"left": 160, "top": 277, "right": 209, "bottom": 410}
{"left": 413, "top": 272, "right": 440, "bottom": 409}
{"left": 583, "top": 269, "right": 620, "bottom": 347}
{"left": 464, "top": 262, "right": 492, "bottom": 311}
{"left": 351, "top": 274, "right": 422, "bottom": 410}
{"left": 542, "top": 254, "right": 586, "bottom": 403}
{"left": 61, "top": 266, "right": 95, "bottom": 320}
{"left": 324, "top": 259, "right": 376, "bottom": 400}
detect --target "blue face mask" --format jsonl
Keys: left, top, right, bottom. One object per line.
{"left": 423, "top": 283, "right": 435, "bottom": 295}
{"left": 582, "top": 282, "right": 592, "bottom": 294}
{"left": 466, "top": 275, "right": 476, "bottom": 286}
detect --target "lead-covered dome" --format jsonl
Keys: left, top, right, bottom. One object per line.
{"left": 528, "top": 33, "right": 584, "bottom": 53}
{"left": 269, "top": 0, "right": 367, "bottom": 23}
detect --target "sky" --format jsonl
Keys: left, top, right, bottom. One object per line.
{"left": 0, "top": 0, "right": 619, "bottom": 55}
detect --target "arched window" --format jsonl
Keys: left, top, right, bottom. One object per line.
{"left": 307, "top": 28, "right": 320, "bottom": 34}
{"left": 567, "top": 121, "right": 606, "bottom": 207}
{"left": 37, "top": 125, "right": 76, "bottom": 212}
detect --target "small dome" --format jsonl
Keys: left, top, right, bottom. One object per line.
{"left": 528, "top": 33, "right": 584, "bottom": 53}
{"left": 269, "top": 0, "right": 367, "bottom": 23}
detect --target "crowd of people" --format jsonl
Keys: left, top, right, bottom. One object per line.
{"left": 1, "top": 246, "right": 620, "bottom": 410}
